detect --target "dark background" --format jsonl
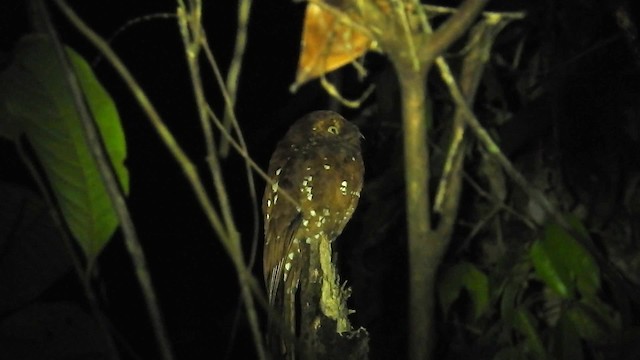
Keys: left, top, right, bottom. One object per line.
{"left": 1, "top": 0, "right": 640, "bottom": 359}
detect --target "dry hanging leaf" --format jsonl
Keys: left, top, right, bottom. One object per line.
{"left": 294, "top": 2, "right": 372, "bottom": 87}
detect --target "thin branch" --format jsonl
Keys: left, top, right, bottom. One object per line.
{"left": 16, "top": 140, "right": 121, "bottom": 360}
{"left": 52, "top": 0, "right": 231, "bottom": 246}
{"left": 462, "top": 172, "right": 537, "bottom": 230}
{"left": 92, "top": 13, "right": 177, "bottom": 67}
{"left": 431, "top": 10, "right": 640, "bottom": 306}
{"left": 435, "top": 17, "right": 510, "bottom": 235}
{"left": 177, "top": 2, "right": 241, "bottom": 250}
{"left": 422, "top": 0, "right": 489, "bottom": 62}
{"left": 319, "top": 74, "right": 375, "bottom": 108}
{"left": 205, "top": 106, "right": 301, "bottom": 213}
{"left": 423, "top": 4, "right": 526, "bottom": 20}
{"left": 219, "top": 0, "right": 253, "bottom": 157}
{"left": 41, "top": 1, "right": 174, "bottom": 359}
{"left": 177, "top": 3, "right": 266, "bottom": 359}
{"left": 200, "top": 31, "right": 261, "bottom": 267}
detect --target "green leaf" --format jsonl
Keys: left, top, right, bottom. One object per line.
{"left": 566, "top": 297, "right": 621, "bottom": 344}
{"left": 530, "top": 239, "right": 572, "bottom": 298}
{"left": 530, "top": 218, "right": 600, "bottom": 298}
{"left": 544, "top": 219, "right": 600, "bottom": 296}
{"left": 438, "top": 261, "right": 490, "bottom": 320}
{"left": 0, "top": 35, "right": 128, "bottom": 262}
{"left": 512, "top": 307, "right": 547, "bottom": 360}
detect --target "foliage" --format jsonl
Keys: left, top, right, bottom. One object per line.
{"left": 439, "top": 215, "right": 631, "bottom": 359}
{"left": 426, "top": 2, "right": 640, "bottom": 358}
{"left": 0, "top": 35, "right": 128, "bottom": 265}
{"left": 1, "top": 1, "right": 640, "bottom": 360}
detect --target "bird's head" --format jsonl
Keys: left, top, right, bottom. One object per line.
{"left": 286, "top": 110, "right": 362, "bottom": 146}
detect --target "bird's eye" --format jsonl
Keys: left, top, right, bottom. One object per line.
{"left": 327, "top": 125, "right": 339, "bottom": 135}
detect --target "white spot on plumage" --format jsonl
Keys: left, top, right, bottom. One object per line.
{"left": 340, "top": 180, "right": 348, "bottom": 195}
{"left": 271, "top": 181, "right": 279, "bottom": 192}
{"left": 302, "top": 174, "right": 314, "bottom": 201}
{"left": 275, "top": 168, "right": 282, "bottom": 176}
{"left": 273, "top": 194, "right": 279, "bottom": 204}
{"left": 310, "top": 210, "right": 317, "bottom": 217}
{"left": 302, "top": 219, "right": 309, "bottom": 227}
{"left": 323, "top": 164, "right": 331, "bottom": 170}
{"left": 285, "top": 262, "right": 291, "bottom": 271}
{"left": 267, "top": 199, "right": 272, "bottom": 207}
{"left": 323, "top": 208, "right": 330, "bottom": 216}
{"left": 288, "top": 252, "right": 294, "bottom": 260}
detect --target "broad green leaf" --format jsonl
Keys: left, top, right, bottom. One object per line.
{"left": 544, "top": 219, "right": 600, "bottom": 296}
{"left": 530, "top": 217, "right": 600, "bottom": 298}
{"left": 438, "top": 261, "right": 490, "bottom": 320}
{"left": 0, "top": 35, "right": 128, "bottom": 261}
{"left": 530, "top": 239, "right": 572, "bottom": 298}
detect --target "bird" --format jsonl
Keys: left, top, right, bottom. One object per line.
{"left": 262, "top": 110, "right": 364, "bottom": 357}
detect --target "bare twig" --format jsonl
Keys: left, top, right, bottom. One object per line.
{"left": 424, "top": 4, "right": 525, "bottom": 21}
{"left": 199, "top": 34, "right": 262, "bottom": 267}
{"left": 319, "top": 74, "right": 375, "bottom": 108}
{"left": 422, "top": 0, "right": 489, "bottom": 62}
{"left": 219, "top": 0, "right": 252, "bottom": 157}
{"left": 92, "top": 13, "right": 176, "bottom": 67}
{"left": 52, "top": 0, "right": 231, "bottom": 245}
{"left": 176, "top": 2, "right": 266, "bottom": 359}
{"left": 16, "top": 139, "right": 121, "bottom": 360}
{"left": 43, "top": 1, "right": 174, "bottom": 359}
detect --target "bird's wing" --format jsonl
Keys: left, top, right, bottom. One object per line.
{"left": 264, "top": 212, "right": 301, "bottom": 304}
{"left": 263, "top": 149, "right": 306, "bottom": 304}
